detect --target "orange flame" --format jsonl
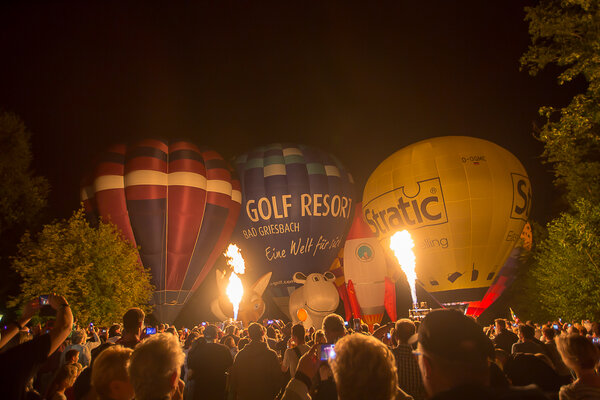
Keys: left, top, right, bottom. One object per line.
{"left": 390, "top": 230, "right": 417, "bottom": 307}
{"left": 225, "top": 244, "right": 246, "bottom": 319}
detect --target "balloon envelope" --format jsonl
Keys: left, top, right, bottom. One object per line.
{"left": 233, "top": 143, "right": 355, "bottom": 314}
{"left": 362, "top": 136, "right": 531, "bottom": 305}
{"left": 81, "top": 139, "right": 241, "bottom": 323}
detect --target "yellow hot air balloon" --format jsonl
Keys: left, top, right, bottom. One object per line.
{"left": 363, "top": 136, "right": 531, "bottom": 306}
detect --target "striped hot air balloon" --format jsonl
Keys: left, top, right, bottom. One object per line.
{"left": 81, "top": 139, "right": 241, "bottom": 323}
{"left": 233, "top": 143, "right": 355, "bottom": 316}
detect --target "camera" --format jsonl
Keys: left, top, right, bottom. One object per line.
{"left": 553, "top": 324, "right": 559, "bottom": 330}
{"left": 386, "top": 332, "right": 391, "bottom": 340}
{"left": 39, "top": 295, "right": 50, "bottom": 306}
{"left": 593, "top": 337, "right": 600, "bottom": 344}
{"left": 320, "top": 344, "right": 336, "bottom": 361}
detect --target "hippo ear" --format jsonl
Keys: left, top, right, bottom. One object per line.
{"left": 251, "top": 272, "right": 272, "bottom": 297}
{"left": 323, "top": 272, "right": 336, "bottom": 282}
{"left": 293, "top": 272, "right": 307, "bottom": 284}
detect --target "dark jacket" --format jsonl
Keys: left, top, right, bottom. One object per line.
{"left": 493, "top": 330, "right": 519, "bottom": 354}
{"left": 229, "top": 340, "right": 283, "bottom": 400}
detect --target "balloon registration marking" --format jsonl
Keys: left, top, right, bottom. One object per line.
{"left": 390, "top": 230, "right": 417, "bottom": 307}
{"left": 225, "top": 244, "right": 246, "bottom": 320}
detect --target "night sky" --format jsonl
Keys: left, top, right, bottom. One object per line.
{"left": 0, "top": 1, "right": 579, "bottom": 223}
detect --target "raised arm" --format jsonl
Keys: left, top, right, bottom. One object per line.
{"left": 47, "top": 294, "right": 73, "bottom": 356}
{"left": 0, "top": 298, "right": 39, "bottom": 350}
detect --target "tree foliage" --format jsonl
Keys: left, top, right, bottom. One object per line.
{"left": 514, "top": 0, "right": 600, "bottom": 320}
{"left": 531, "top": 200, "right": 600, "bottom": 320}
{"left": 10, "top": 208, "right": 154, "bottom": 325}
{"left": 521, "top": 0, "right": 600, "bottom": 205}
{"left": 0, "top": 111, "right": 49, "bottom": 236}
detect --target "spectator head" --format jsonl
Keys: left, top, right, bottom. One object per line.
{"left": 494, "top": 319, "right": 506, "bottom": 332}
{"left": 122, "top": 308, "right": 145, "bottom": 334}
{"left": 556, "top": 333, "right": 600, "bottom": 371}
{"left": 166, "top": 327, "right": 177, "bottom": 336}
{"left": 92, "top": 345, "right": 134, "bottom": 400}
{"left": 518, "top": 324, "right": 535, "bottom": 341}
{"left": 248, "top": 322, "right": 265, "bottom": 342}
{"left": 329, "top": 333, "right": 398, "bottom": 400}
{"left": 225, "top": 325, "right": 235, "bottom": 336}
{"left": 416, "top": 309, "right": 494, "bottom": 397}
{"left": 394, "top": 319, "right": 416, "bottom": 344}
{"left": 568, "top": 325, "right": 580, "bottom": 335}
{"left": 204, "top": 325, "right": 218, "bottom": 342}
{"left": 542, "top": 326, "right": 556, "bottom": 341}
{"left": 266, "top": 325, "right": 277, "bottom": 339}
{"left": 322, "top": 313, "right": 345, "bottom": 343}
{"left": 224, "top": 336, "right": 236, "bottom": 349}
{"left": 129, "top": 333, "right": 185, "bottom": 400}
{"left": 65, "top": 349, "right": 79, "bottom": 364}
{"left": 71, "top": 329, "right": 86, "bottom": 345}
{"left": 591, "top": 322, "right": 600, "bottom": 337}
{"left": 315, "top": 329, "right": 327, "bottom": 345}
{"left": 184, "top": 332, "right": 200, "bottom": 350}
{"left": 108, "top": 324, "right": 121, "bottom": 338}
{"left": 47, "top": 364, "right": 78, "bottom": 399}
{"left": 292, "top": 323, "right": 306, "bottom": 344}
{"left": 503, "top": 353, "right": 562, "bottom": 392}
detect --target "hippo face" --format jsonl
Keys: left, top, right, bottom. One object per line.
{"left": 293, "top": 272, "right": 339, "bottom": 314}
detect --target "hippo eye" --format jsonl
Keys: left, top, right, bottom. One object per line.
{"left": 254, "top": 303, "right": 259, "bottom": 309}
{"left": 313, "top": 276, "right": 319, "bottom": 282}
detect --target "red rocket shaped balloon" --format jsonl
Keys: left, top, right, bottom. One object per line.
{"left": 343, "top": 203, "right": 397, "bottom": 328}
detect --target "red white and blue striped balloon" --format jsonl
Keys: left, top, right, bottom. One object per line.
{"left": 233, "top": 143, "right": 355, "bottom": 315}
{"left": 81, "top": 139, "right": 241, "bottom": 323}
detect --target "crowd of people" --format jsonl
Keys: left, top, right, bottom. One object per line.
{"left": 1, "top": 294, "right": 600, "bottom": 400}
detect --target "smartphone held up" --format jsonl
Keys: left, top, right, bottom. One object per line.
{"left": 320, "top": 344, "right": 336, "bottom": 361}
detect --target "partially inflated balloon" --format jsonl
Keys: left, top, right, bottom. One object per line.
{"left": 466, "top": 222, "right": 532, "bottom": 317}
{"left": 363, "top": 136, "right": 531, "bottom": 306}
{"left": 234, "top": 143, "right": 355, "bottom": 314}
{"left": 81, "top": 139, "right": 241, "bottom": 323}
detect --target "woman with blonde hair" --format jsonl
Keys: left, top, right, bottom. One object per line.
{"left": 556, "top": 333, "right": 600, "bottom": 399}
{"left": 46, "top": 364, "right": 78, "bottom": 400}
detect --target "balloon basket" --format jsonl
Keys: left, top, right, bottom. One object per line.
{"left": 408, "top": 302, "right": 432, "bottom": 321}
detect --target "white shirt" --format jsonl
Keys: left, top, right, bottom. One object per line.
{"left": 282, "top": 343, "right": 310, "bottom": 377}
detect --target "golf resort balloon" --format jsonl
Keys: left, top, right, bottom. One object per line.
{"left": 234, "top": 143, "right": 355, "bottom": 315}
